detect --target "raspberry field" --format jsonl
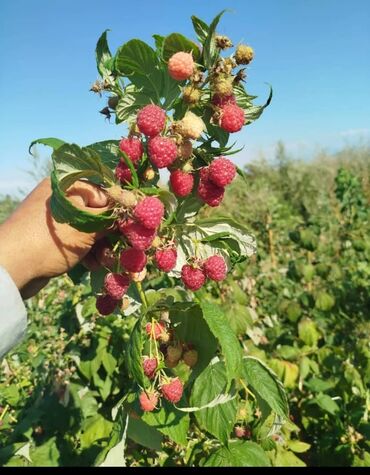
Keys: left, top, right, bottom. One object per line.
{"left": 1, "top": 10, "right": 370, "bottom": 468}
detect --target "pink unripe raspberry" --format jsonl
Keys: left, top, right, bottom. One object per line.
{"left": 115, "top": 161, "right": 133, "bottom": 184}
{"left": 145, "top": 321, "right": 168, "bottom": 341}
{"left": 220, "top": 104, "right": 245, "bottom": 133}
{"left": 119, "top": 137, "right": 143, "bottom": 163}
{"left": 148, "top": 136, "right": 177, "bottom": 168}
{"left": 197, "top": 178, "right": 225, "bottom": 207}
{"left": 155, "top": 248, "right": 177, "bottom": 272}
{"left": 168, "top": 52, "right": 194, "bottom": 81}
{"left": 204, "top": 255, "right": 227, "bottom": 281}
{"left": 137, "top": 104, "right": 166, "bottom": 137}
{"left": 104, "top": 273, "right": 130, "bottom": 300}
{"left": 134, "top": 196, "right": 164, "bottom": 230}
{"left": 96, "top": 294, "right": 119, "bottom": 316}
{"left": 208, "top": 157, "right": 236, "bottom": 187}
{"left": 118, "top": 219, "right": 156, "bottom": 250}
{"left": 234, "top": 426, "right": 247, "bottom": 438}
{"left": 143, "top": 357, "right": 158, "bottom": 379}
{"left": 160, "top": 377, "right": 184, "bottom": 404}
{"left": 212, "top": 94, "right": 236, "bottom": 108}
{"left": 139, "top": 390, "right": 159, "bottom": 412}
{"left": 120, "top": 248, "right": 147, "bottom": 272}
{"left": 170, "top": 170, "right": 194, "bottom": 197}
{"left": 181, "top": 264, "right": 206, "bottom": 291}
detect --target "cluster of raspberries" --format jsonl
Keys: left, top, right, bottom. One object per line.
{"left": 138, "top": 319, "right": 198, "bottom": 412}
{"left": 181, "top": 254, "right": 227, "bottom": 291}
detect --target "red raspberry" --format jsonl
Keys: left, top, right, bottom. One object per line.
{"left": 197, "top": 178, "right": 225, "bottom": 207}
{"left": 168, "top": 52, "right": 194, "bottom": 81}
{"left": 118, "top": 219, "right": 156, "bottom": 250}
{"left": 143, "top": 357, "right": 158, "bottom": 379}
{"left": 148, "top": 136, "right": 177, "bottom": 169}
{"left": 120, "top": 248, "right": 147, "bottom": 272}
{"left": 181, "top": 265, "right": 206, "bottom": 291}
{"left": 137, "top": 104, "right": 166, "bottom": 137}
{"left": 96, "top": 294, "right": 119, "bottom": 316}
{"left": 119, "top": 137, "right": 143, "bottom": 163}
{"left": 155, "top": 248, "right": 177, "bottom": 272}
{"left": 139, "top": 390, "right": 159, "bottom": 412}
{"left": 234, "top": 426, "right": 247, "bottom": 438}
{"left": 115, "top": 161, "right": 133, "bottom": 184}
{"left": 104, "top": 273, "right": 130, "bottom": 299}
{"left": 212, "top": 94, "right": 236, "bottom": 107}
{"left": 160, "top": 377, "right": 183, "bottom": 404}
{"left": 170, "top": 170, "right": 194, "bottom": 197}
{"left": 209, "top": 157, "right": 236, "bottom": 187}
{"left": 182, "top": 349, "right": 198, "bottom": 368}
{"left": 145, "top": 321, "right": 168, "bottom": 341}
{"left": 199, "top": 166, "right": 210, "bottom": 181}
{"left": 204, "top": 255, "right": 227, "bottom": 281}
{"left": 220, "top": 104, "right": 245, "bottom": 133}
{"left": 134, "top": 196, "right": 164, "bottom": 230}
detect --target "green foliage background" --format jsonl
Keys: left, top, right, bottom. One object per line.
{"left": 1, "top": 143, "right": 369, "bottom": 467}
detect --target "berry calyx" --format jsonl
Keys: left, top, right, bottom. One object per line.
{"left": 96, "top": 294, "right": 119, "bottom": 316}
{"left": 134, "top": 196, "right": 164, "bottom": 230}
{"left": 155, "top": 248, "right": 177, "bottom": 272}
{"left": 204, "top": 255, "right": 227, "bottom": 281}
{"left": 120, "top": 248, "right": 147, "bottom": 272}
{"left": 139, "top": 390, "right": 159, "bottom": 412}
{"left": 119, "top": 137, "right": 143, "bottom": 163}
{"left": 148, "top": 136, "right": 178, "bottom": 169}
{"left": 137, "top": 104, "right": 166, "bottom": 137}
{"left": 168, "top": 52, "right": 194, "bottom": 81}
{"left": 160, "top": 377, "right": 184, "bottom": 404}
{"left": 208, "top": 157, "right": 236, "bottom": 187}
{"left": 104, "top": 273, "right": 130, "bottom": 300}
{"left": 181, "top": 264, "right": 206, "bottom": 291}
{"left": 220, "top": 104, "right": 245, "bottom": 133}
{"left": 143, "top": 357, "right": 158, "bottom": 379}
{"left": 170, "top": 170, "right": 194, "bottom": 197}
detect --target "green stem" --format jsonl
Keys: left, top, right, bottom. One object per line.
{"left": 135, "top": 281, "right": 148, "bottom": 310}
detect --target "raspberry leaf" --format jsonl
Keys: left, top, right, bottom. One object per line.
{"left": 29, "top": 137, "right": 65, "bottom": 155}
{"left": 190, "top": 359, "right": 237, "bottom": 444}
{"left": 114, "top": 39, "right": 158, "bottom": 77}
{"left": 191, "top": 15, "right": 210, "bottom": 44}
{"left": 162, "top": 33, "right": 201, "bottom": 62}
{"left": 95, "top": 30, "right": 113, "bottom": 80}
{"left": 126, "top": 318, "right": 146, "bottom": 389}
{"left": 203, "top": 440, "right": 271, "bottom": 467}
{"left": 203, "top": 10, "right": 227, "bottom": 69}
{"left": 244, "top": 85, "right": 273, "bottom": 126}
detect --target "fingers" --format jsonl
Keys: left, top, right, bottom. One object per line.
{"left": 66, "top": 181, "right": 111, "bottom": 212}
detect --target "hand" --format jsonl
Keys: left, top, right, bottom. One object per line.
{"left": 0, "top": 178, "right": 111, "bottom": 298}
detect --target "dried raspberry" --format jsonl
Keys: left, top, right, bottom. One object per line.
{"left": 170, "top": 170, "right": 194, "bottom": 197}
{"left": 204, "top": 255, "right": 227, "bottom": 281}
{"left": 115, "top": 161, "right": 133, "bottom": 184}
{"left": 104, "top": 273, "right": 130, "bottom": 300}
{"left": 139, "top": 390, "right": 159, "bottom": 412}
{"left": 168, "top": 52, "right": 194, "bottom": 81}
{"left": 155, "top": 248, "right": 177, "bottom": 272}
{"left": 96, "top": 294, "right": 119, "bottom": 316}
{"left": 165, "top": 356, "right": 179, "bottom": 368}
{"left": 167, "top": 343, "right": 182, "bottom": 362}
{"left": 120, "top": 248, "right": 147, "bottom": 272}
{"left": 145, "top": 321, "right": 167, "bottom": 341}
{"left": 134, "top": 196, "right": 164, "bottom": 230}
{"left": 235, "top": 45, "right": 254, "bottom": 65}
{"left": 92, "top": 238, "right": 116, "bottom": 269}
{"left": 143, "top": 357, "right": 158, "bottom": 379}
{"left": 119, "top": 137, "right": 143, "bottom": 163}
{"left": 208, "top": 157, "right": 236, "bottom": 187}
{"left": 118, "top": 219, "right": 156, "bottom": 250}
{"left": 212, "top": 94, "right": 236, "bottom": 108}
{"left": 148, "top": 136, "right": 177, "bottom": 168}
{"left": 197, "top": 178, "right": 225, "bottom": 207}
{"left": 160, "top": 377, "right": 183, "bottom": 404}
{"left": 137, "top": 104, "right": 166, "bottom": 137}
{"left": 177, "top": 140, "right": 193, "bottom": 160}
{"left": 220, "top": 104, "right": 245, "bottom": 133}
{"left": 181, "top": 265, "right": 206, "bottom": 291}
{"left": 182, "top": 349, "right": 198, "bottom": 368}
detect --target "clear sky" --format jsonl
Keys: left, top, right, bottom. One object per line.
{"left": 0, "top": 0, "right": 369, "bottom": 195}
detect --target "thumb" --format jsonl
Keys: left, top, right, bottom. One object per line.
{"left": 66, "top": 181, "right": 112, "bottom": 214}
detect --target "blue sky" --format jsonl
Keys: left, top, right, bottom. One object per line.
{"left": 0, "top": 0, "right": 369, "bottom": 195}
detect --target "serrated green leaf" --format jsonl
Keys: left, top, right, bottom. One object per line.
{"left": 80, "top": 414, "right": 113, "bottom": 450}
{"left": 310, "top": 393, "right": 340, "bottom": 415}
{"left": 191, "top": 360, "right": 237, "bottom": 444}
{"left": 87, "top": 139, "right": 120, "bottom": 169}
{"left": 162, "top": 33, "right": 200, "bottom": 62}
{"left": 29, "top": 137, "right": 65, "bottom": 155}
{"left": 96, "top": 30, "right": 113, "bottom": 78}
{"left": 203, "top": 10, "right": 227, "bottom": 68}
{"left": 191, "top": 15, "right": 209, "bottom": 43}
{"left": 200, "top": 302, "right": 242, "bottom": 385}
{"left": 114, "top": 39, "right": 158, "bottom": 76}
{"left": 242, "top": 357, "right": 289, "bottom": 420}
{"left": 245, "top": 85, "right": 273, "bottom": 125}
{"left": 127, "top": 416, "right": 163, "bottom": 450}
{"left": 126, "top": 319, "right": 145, "bottom": 388}
{"left": 204, "top": 440, "right": 271, "bottom": 467}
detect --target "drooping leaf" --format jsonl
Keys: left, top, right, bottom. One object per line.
{"left": 126, "top": 318, "right": 145, "bottom": 388}
{"left": 96, "top": 30, "right": 113, "bottom": 79}
{"left": 127, "top": 416, "right": 163, "bottom": 451}
{"left": 191, "top": 360, "right": 237, "bottom": 444}
{"left": 245, "top": 85, "right": 273, "bottom": 125}
{"left": 29, "top": 137, "right": 65, "bottom": 155}
{"left": 204, "top": 440, "right": 271, "bottom": 467}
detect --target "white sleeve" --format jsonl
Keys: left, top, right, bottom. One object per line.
{"left": 0, "top": 266, "right": 27, "bottom": 359}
